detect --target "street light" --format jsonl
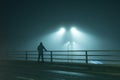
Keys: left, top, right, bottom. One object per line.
{"left": 58, "top": 27, "right": 66, "bottom": 35}
{"left": 70, "top": 27, "right": 80, "bottom": 36}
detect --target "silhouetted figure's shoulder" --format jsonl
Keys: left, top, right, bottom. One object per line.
{"left": 37, "top": 42, "right": 47, "bottom": 51}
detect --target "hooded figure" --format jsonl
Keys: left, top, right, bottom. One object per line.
{"left": 37, "top": 42, "right": 47, "bottom": 62}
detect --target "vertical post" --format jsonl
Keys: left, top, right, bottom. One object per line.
{"left": 50, "top": 51, "right": 53, "bottom": 63}
{"left": 25, "top": 51, "right": 28, "bottom": 61}
{"left": 85, "top": 51, "right": 88, "bottom": 64}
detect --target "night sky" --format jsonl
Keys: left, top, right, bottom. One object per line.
{"left": 1, "top": 0, "right": 120, "bottom": 53}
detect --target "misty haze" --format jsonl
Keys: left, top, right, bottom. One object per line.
{"left": 1, "top": 0, "right": 120, "bottom": 80}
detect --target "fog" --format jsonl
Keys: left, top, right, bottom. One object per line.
{"left": 5, "top": 0, "right": 120, "bottom": 51}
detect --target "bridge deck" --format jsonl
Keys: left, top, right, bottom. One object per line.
{"left": 0, "top": 60, "right": 120, "bottom": 80}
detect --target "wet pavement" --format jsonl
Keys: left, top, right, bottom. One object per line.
{"left": 3, "top": 69, "right": 120, "bottom": 80}
{"left": 0, "top": 61, "right": 120, "bottom": 80}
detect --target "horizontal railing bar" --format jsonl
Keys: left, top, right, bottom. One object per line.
{"left": 52, "top": 54, "right": 86, "bottom": 56}
{"left": 53, "top": 58, "right": 85, "bottom": 60}
{"left": 10, "top": 57, "right": 25, "bottom": 58}
{"left": 27, "top": 57, "right": 37, "bottom": 59}
{"left": 8, "top": 54, "right": 26, "bottom": 55}
{"left": 28, "top": 56, "right": 38, "bottom": 58}
{"left": 46, "top": 50, "right": 120, "bottom": 52}
{"left": 8, "top": 50, "right": 120, "bottom": 52}
{"left": 7, "top": 50, "right": 120, "bottom": 65}
{"left": 25, "top": 54, "right": 38, "bottom": 55}
{"left": 48, "top": 50, "right": 120, "bottom": 52}
{"left": 8, "top": 54, "right": 120, "bottom": 56}
{"left": 8, "top": 51, "right": 27, "bottom": 52}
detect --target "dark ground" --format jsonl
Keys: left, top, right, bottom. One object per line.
{"left": 0, "top": 60, "right": 120, "bottom": 80}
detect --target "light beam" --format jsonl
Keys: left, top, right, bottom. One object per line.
{"left": 57, "top": 27, "right": 66, "bottom": 35}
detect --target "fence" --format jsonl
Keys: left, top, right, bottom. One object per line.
{"left": 7, "top": 50, "right": 120, "bottom": 65}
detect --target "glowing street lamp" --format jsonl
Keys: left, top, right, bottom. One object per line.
{"left": 70, "top": 27, "right": 79, "bottom": 35}
{"left": 59, "top": 28, "right": 66, "bottom": 34}
{"left": 57, "top": 27, "right": 66, "bottom": 36}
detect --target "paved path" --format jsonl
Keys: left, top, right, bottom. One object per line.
{"left": 0, "top": 62, "right": 120, "bottom": 80}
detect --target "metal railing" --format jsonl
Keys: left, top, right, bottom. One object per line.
{"left": 7, "top": 50, "right": 120, "bottom": 65}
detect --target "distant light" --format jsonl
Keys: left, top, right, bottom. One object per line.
{"left": 72, "top": 41, "right": 76, "bottom": 45}
{"left": 66, "top": 41, "right": 70, "bottom": 46}
{"left": 70, "top": 27, "right": 79, "bottom": 35}
{"left": 70, "top": 27, "right": 81, "bottom": 39}
{"left": 64, "top": 41, "right": 79, "bottom": 50}
{"left": 60, "top": 27, "right": 65, "bottom": 33}
{"left": 71, "top": 27, "right": 77, "bottom": 33}
{"left": 58, "top": 27, "right": 66, "bottom": 35}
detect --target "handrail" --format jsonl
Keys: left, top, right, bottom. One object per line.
{"left": 7, "top": 50, "right": 120, "bottom": 65}
{"left": 8, "top": 50, "right": 120, "bottom": 52}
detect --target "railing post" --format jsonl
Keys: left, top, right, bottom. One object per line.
{"left": 85, "top": 51, "right": 88, "bottom": 64}
{"left": 50, "top": 51, "right": 53, "bottom": 63}
{"left": 25, "top": 51, "right": 28, "bottom": 61}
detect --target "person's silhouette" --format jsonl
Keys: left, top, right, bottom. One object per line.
{"left": 37, "top": 42, "right": 47, "bottom": 62}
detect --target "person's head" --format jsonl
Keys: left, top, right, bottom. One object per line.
{"left": 40, "top": 42, "right": 43, "bottom": 45}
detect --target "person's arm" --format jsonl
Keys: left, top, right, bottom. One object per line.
{"left": 43, "top": 46, "right": 47, "bottom": 51}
